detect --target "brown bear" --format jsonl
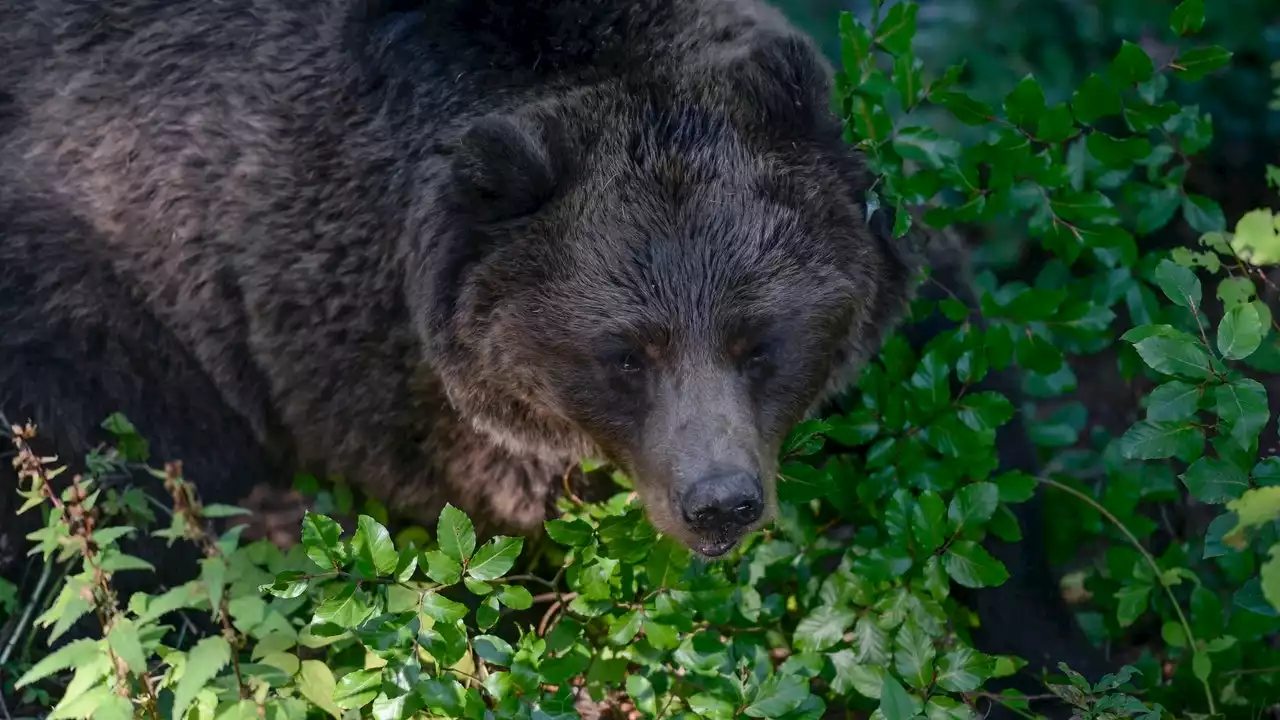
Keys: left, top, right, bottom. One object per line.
{"left": 0, "top": 0, "right": 1106, "bottom": 711}
{"left": 0, "top": 0, "right": 912, "bottom": 559}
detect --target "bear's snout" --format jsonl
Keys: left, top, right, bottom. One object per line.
{"left": 678, "top": 469, "right": 763, "bottom": 531}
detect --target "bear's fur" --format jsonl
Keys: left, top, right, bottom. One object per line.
{"left": 0, "top": 1, "right": 1106, "bottom": 712}
{"left": 0, "top": 0, "right": 911, "bottom": 556}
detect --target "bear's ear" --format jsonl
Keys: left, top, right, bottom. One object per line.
{"left": 715, "top": 33, "right": 833, "bottom": 138}
{"left": 448, "top": 114, "right": 562, "bottom": 222}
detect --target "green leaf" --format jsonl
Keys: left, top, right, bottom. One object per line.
{"left": 297, "top": 660, "right": 343, "bottom": 719}
{"left": 1183, "top": 194, "right": 1226, "bottom": 233}
{"left": 105, "top": 619, "right": 147, "bottom": 675}
{"left": 172, "top": 636, "right": 232, "bottom": 720}
{"left": 1170, "top": 0, "right": 1205, "bottom": 35}
{"left": 873, "top": 2, "right": 918, "bottom": 55}
{"left": 1172, "top": 46, "right": 1233, "bottom": 81}
{"left": 1132, "top": 336, "right": 1212, "bottom": 379}
{"left": 1227, "top": 487, "right": 1280, "bottom": 535}
{"left": 1214, "top": 379, "right": 1270, "bottom": 449}
{"left": 894, "top": 620, "right": 937, "bottom": 689}
{"left": 1109, "top": 41, "right": 1154, "bottom": 87}
{"left": 912, "top": 491, "right": 947, "bottom": 554}
{"left": 937, "top": 92, "right": 993, "bottom": 125}
{"left": 1146, "top": 381, "right": 1202, "bottom": 422}
{"left": 498, "top": 584, "right": 533, "bottom": 610}
{"left": 1086, "top": 132, "right": 1152, "bottom": 168}
{"left": 352, "top": 514, "right": 398, "bottom": 577}
{"left": 947, "top": 482, "right": 999, "bottom": 531}
{"left": 744, "top": 673, "right": 808, "bottom": 718}
{"left": 424, "top": 550, "right": 462, "bottom": 585}
{"left": 943, "top": 541, "right": 1010, "bottom": 588}
{"left": 1116, "top": 584, "right": 1152, "bottom": 627}
{"left": 437, "top": 504, "right": 476, "bottom": 564}
{"left": 1072, "top": 73, "right": 1122, "bottom": 124}
{"left": 956, "top": 392, "right": 1014, "bottom": 432}
{"left": 301, "top": 512, "right": 345, "bottom": 570}
{"left": 935, "top": 647, "right": 987, "bottom": 692}
{"left": 466, "top": 536, "right": 523, "bottom": 581}
{"left": 1004, "top": 74, "right": 1046, "bottom": 128}
{"left": 1262, "top": 545, "right": 1280, "bottom": 614}
{"left": 829, "top": 650, "right": 885, "bottom": 698}
{"left": 1192, "top": 652, "right": 1213, "bottom": 682}
{"left": 879, "top": 674, "right": 920, "bottom": 720}
{"left": 422, "top": 593, "right": 469, "bottom": 624}
{"left": 608, "top": 610, "right": 643, "bottom": 646}
{"left": 474, "top": 635, "right": 514, "bottom": 666}
{"left": 1217, "top": 303, "right": 1265, "bottom": 360}
{"left": 892, "top": 127, "right": 961, "bottom": 168}
{"left": 994, "top": 471, "right": 1037, "bottom": 504}
{"left": 1152, "top": 259, "right": 1202, "bottom": 308}
{"left": 1035, "top": 103, "right": 1077, "bottom": 143}
{"left": 1162, "top": 621, "right": 1187, "bottom": 647}
{"left": 1179, "top": 458, "right": 1249, "bottom": 504}
{"left": 544, "top": 518, "right": 594, "bottom": 547}
{"left": 314, "top": 583, "right": 373, "bottom": 628}
{"left": 794, "top": 605, "right": 856, "bottom": 653}
{"left": 335, "top": 668, "right": 381, "bottom": 710}
{"left": 13, "top": 638, "right": 100, "bottom": 689}
{"left": 1230, "top": 208, "right": 1280, "bottom": 265}
{"left": 1119, "top": 421, "right": 1203, "bottom": 460}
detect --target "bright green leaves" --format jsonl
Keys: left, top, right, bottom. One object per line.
{"left": 1217, "top": 303, "right": 1265, "bottom": 360}
{"left": 1230, "top": 208, "right": 1280, "bottom": 265}
{"left": 352, "top": 514, "right": 398, "bottom": 577}
{"left": 943, "top": 541, "right": 1010, "bottom": 588}
{"left": 437, "top": 503, "right": 477, "bottom": 565}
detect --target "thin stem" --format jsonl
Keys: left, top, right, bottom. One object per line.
{"left": 1035, "top": 475, "right": 1216, "bottom": 716}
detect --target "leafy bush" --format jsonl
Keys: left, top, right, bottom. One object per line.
{"left": 3, "top": 1, "right": 1279, "bottom": 718}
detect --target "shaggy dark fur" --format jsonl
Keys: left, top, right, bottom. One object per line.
{"left": 0, "top": 1, "right": 1105, "bottom": 714}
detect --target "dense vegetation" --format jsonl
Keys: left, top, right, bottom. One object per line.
{"left": 2, "top": 0, "right": 1278, "bottom": 718}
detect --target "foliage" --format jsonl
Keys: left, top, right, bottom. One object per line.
{"left": 3, "top": 1, "right": 1279, "bottom": 718}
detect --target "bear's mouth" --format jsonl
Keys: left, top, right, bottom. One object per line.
{"left": 693, "top": 534, "right": 741, "bottom": 559}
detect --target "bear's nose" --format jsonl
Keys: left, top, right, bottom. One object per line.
{"left": 679, "top": 471, "right": 764, "bottom": 532}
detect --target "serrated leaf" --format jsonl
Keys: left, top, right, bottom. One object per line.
{"left": 172, "top": 636, "right": 231, "bottom": 720}
{"left": 874, "top": 2, "right": 918, "bottom": 55}
{"left": 13, "top": 638, "right": 100, "bottom": 689}
{"left": 105, "top": 619, "right": 147, "bottom": 675}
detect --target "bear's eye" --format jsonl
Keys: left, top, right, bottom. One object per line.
{"left": 745, "top": 342, "right": 773, "bottom": 368}
{"left": 614, "top": 351, "right": 644, "bottom": 374}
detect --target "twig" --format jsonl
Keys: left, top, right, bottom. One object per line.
{"left": 1035, "top": 475, "right": 1217, "bottom": 716}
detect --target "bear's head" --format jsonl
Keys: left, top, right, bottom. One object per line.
{"left": 415, "top": 32, "right": 916, "bottom": 557}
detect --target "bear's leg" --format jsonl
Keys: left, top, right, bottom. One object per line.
{"left": 0, "top": 192, "right": 284, "bottom": 619}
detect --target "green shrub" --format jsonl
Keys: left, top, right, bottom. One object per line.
{"left": 3, "top": 1, "right": 1279, "bottom": 718}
